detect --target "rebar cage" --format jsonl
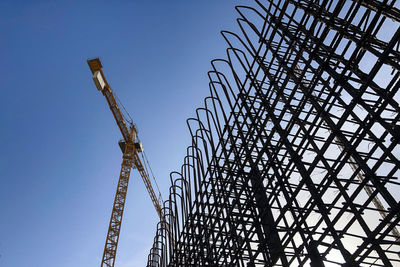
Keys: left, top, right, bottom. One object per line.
{"left": 146, "top": 0, "right": 400, "bottom": 266}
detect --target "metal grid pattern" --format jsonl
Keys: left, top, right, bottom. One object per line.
{"left": 147, "top": 0, "right": 400, "bottom": 266}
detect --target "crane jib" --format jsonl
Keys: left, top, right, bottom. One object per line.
{"left": 102, "top": 89, "right": 132, "bottom": 142}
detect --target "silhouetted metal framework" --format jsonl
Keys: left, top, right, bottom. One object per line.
{"left": 147, "top": 0, "right": 400, "bottom": 266}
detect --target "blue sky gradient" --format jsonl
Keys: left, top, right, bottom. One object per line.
{"left": 0, "top": 1, "right": 242, "bottom": 266}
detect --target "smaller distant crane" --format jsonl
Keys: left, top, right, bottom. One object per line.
{"left": 87, "top": 58, "right": 163, "bottom": 267}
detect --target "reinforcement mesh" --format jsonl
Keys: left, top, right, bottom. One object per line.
{"left": 147, "top": 0, "right": 400, "bottom": 266}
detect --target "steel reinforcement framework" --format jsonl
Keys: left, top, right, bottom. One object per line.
{"left": 146, "top": 0, "right": 400, "bottom": 266}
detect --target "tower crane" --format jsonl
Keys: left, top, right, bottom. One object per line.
{"left": 87, "top": 58, "right": 163, "bottom": 267}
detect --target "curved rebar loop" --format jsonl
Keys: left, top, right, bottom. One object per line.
{"left": 148, "top": 141, "right": 209, "bottom": 266}
{"left": 183, "top": 145, "right": 206, "bottom": 203}
{"left": 146, "top": 221, "right": 168, "bottom": 267}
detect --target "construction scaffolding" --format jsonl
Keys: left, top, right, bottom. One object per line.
{"left": 147, "top": 0, "right": 400, "bottom": 266}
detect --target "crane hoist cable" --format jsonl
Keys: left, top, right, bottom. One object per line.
{"left": 114, "top": 91, "right": 133, "bottom": 126}
{"left": 141, "top": 151, "right": 163, "bottom": 203}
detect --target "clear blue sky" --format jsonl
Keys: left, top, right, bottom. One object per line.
{"left": 0, "top": 1, "right": 242, "bottom": 266}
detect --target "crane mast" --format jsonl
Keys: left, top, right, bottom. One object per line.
{"left": 87, "top": 58, "right": 162, "bottom": 267}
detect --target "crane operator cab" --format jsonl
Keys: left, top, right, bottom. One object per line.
{"left": 118, "top": 140, "right": 143, "bottom": 153}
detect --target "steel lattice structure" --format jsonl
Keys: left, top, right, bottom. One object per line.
{"left": 146, "top": 0, "right": 400, "bottom": 266}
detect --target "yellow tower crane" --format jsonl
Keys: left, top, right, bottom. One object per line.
{"left": 87, "top": 58, "right": 163, "bottom": 267}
